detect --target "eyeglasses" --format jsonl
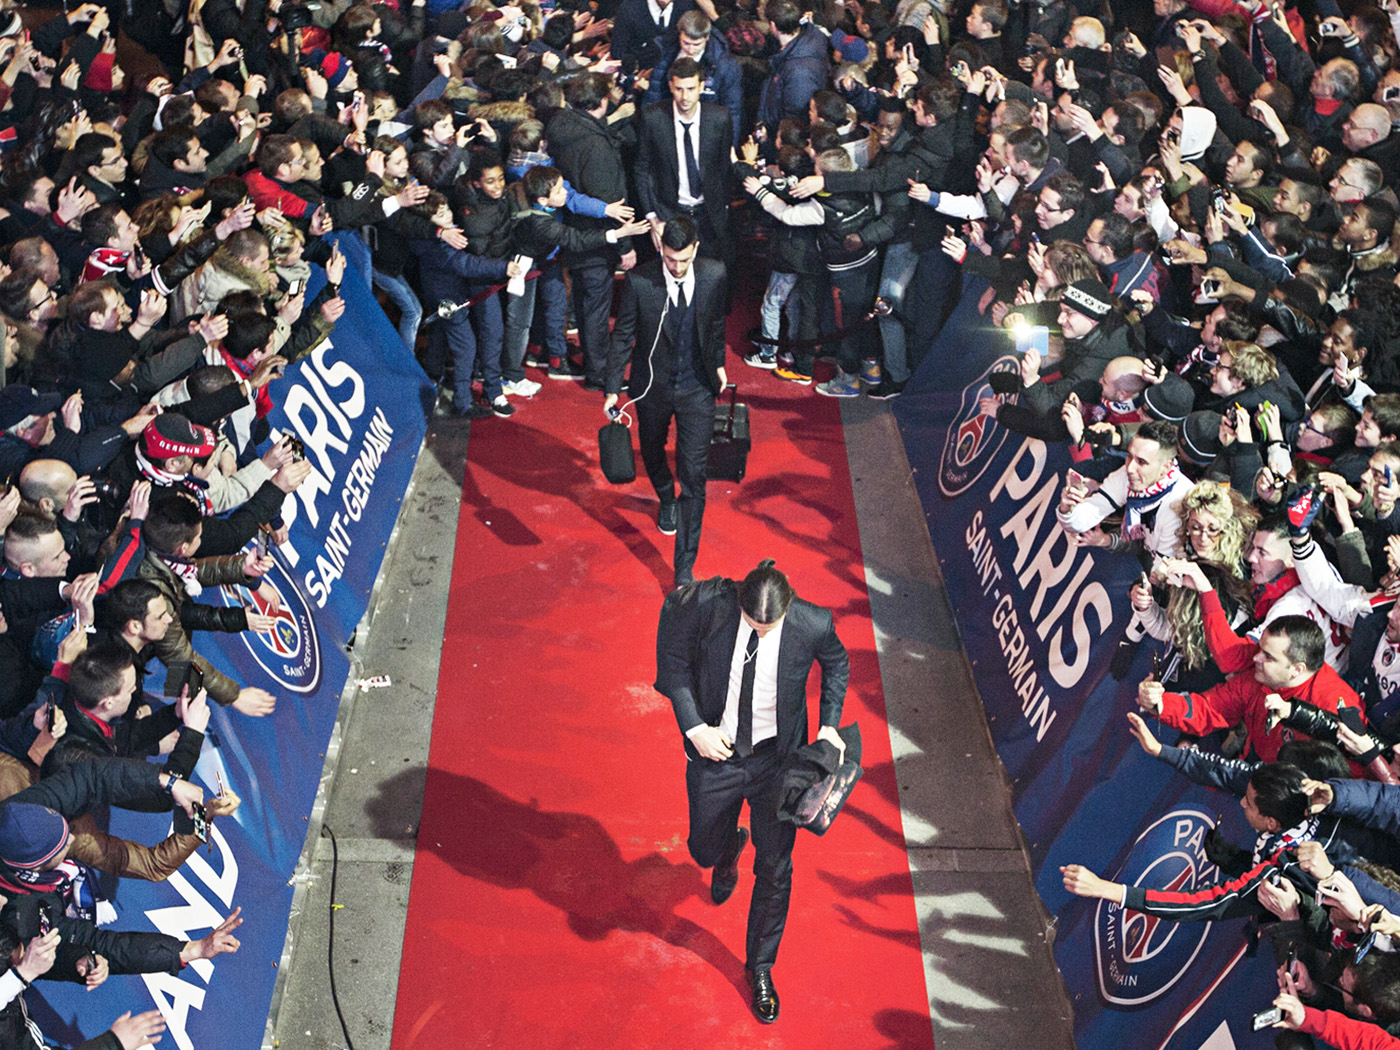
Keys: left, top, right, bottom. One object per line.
{"left": 1302, "top": 419, "right": 1329, "bottom": 437}
{"left": 1188, "top": 522, "right": 1224, "bottom": 537}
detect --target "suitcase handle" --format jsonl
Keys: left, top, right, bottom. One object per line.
{"left": 721, "top": 382, "right": 738, "bottom": 429}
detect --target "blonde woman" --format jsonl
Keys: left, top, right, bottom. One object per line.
{"left": 1130, "top": 480, "right": 1257, "bottom": 692}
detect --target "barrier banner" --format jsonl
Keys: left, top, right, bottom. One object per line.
{"left": 891, "top": 276, "right": 1282, "bottom": 1049}
{"left": 32, "top": 263, "right": 432, "bottom": 1050}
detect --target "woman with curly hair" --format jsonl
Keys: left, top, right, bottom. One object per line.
{"left": 1131, "top": 479, "right": 1257, "bottom": 692}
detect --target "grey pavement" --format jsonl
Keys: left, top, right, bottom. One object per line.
{"left": 269, "top": 401, "right": 1077, "bottom": 1050}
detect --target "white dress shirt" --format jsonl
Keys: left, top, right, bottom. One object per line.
{"left": 663, "top": 266, "right": 696, "bottom": 308}
{"left": 672, "top": 103, "right": 704, "bottom": 206}
{"left": 719, "top": 616, "right": 783, "bottom": 746}
{"left": 647, "top": 0, "right": 672, "bottom": 28}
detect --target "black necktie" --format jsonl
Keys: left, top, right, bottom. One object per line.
{"left": 680, "top": 120, "right": 702, "bottom": 200}
{"left": 735, "top": 629, "right": 759, "bottom": 758}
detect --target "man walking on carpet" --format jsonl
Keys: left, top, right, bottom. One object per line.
{"left": 604, "top": 218, "right": 727, "bottom": 588}
{"left": 655, "top": 559, "right": 849, "bottom": 1022}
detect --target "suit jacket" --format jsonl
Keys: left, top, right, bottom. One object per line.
{"left": 656, "top": 576, "right": 848, "bottom": 761}
{"left": 607, "top": 255, "right": 727, "bottom": 398}
{"left": 635, "top": 100, "right": 733, "bottom": 230}
{"left": 609, "top": 0, "right": 696, "bottom": 67}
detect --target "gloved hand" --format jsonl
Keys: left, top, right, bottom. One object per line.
{"left": 1286, "top": 486, "right": 1321, "bottom": 538}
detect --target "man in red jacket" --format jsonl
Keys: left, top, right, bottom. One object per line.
{"left": 1137, "top": 614, "right": 1358, "bottom": 763}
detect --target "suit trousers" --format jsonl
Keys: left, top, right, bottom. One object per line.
{"left": 636, "top": 382, "right": 713, "bottom": 579}
{"left": 686, "top": 743, "right": 797, "bottom": 971}
{"left": 569, "top": 260, "right": 615, "bottom": 385}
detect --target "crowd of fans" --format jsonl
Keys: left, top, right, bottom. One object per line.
{"left": 15, "top": 0, "right": 1400, "bottom": 1041}
{"left": 1007, "top": 0, "right": 1400, "bottom": 1041}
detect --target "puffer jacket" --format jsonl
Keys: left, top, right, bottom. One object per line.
{"left": 757, "top": 23, "right": 830, "bottom": 129}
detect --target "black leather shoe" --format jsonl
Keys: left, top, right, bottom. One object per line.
{"left": 657, "top": 502, "right": 678, "bottom": 535}
{"left": 748, "top": 967, "right": 779, "bottom": 1024}
{"left": 710, "top": 826, "right": 747, "bottom": 904}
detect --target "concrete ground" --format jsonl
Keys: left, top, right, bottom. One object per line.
{"left": 270, "top": 399, "right": 1077, "bottom": 1050}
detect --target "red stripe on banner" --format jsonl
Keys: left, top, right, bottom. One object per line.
{"left": 1154, "top": 942, "right": 1250, "bottom": 1050}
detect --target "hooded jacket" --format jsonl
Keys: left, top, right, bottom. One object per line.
{"left": 1179, "top": 106, "right": 1219, "bottom": 162}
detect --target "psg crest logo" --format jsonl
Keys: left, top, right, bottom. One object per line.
{"left": 1093, "top": 810, "right": 1220, "bottom": 1008}
{"left": 938, "top": 355, "right": 1020, "bottom": 498}
{"left": 214, "top": 549, "right": 322, "bottom": 694}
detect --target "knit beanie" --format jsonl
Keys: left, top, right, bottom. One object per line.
{"left": 1142, "top": 374, "right": 1196, "bottom": 424}
{"left": 0, "top": 803, "right": 70, "bottom": 870}
{"left": 1062, "top": 278, "right": 1113, "bottom": 321}
{"left": 84, "top": 52, "right": 115, "bottom": 93}
{"left": 321, "top": 51, "right": 352, "bottom": 90}
{"left": 830, "top": 30, "right": 870, "bottom": 64}
{"left": 143, "top": 413, "right": 215, "bottom": 460}
{"left": 1181, "top": 410, "right": 1224, "bottom": 466}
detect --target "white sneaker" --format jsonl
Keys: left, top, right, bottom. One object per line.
{"left": 502, "top": 379, "right": 539, "bottom": 397}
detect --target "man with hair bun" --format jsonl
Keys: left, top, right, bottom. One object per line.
{"left": 654, "top": 558, "right": 849, "bottom": 1024}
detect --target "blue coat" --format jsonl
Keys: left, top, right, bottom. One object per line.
{"left": 757, "top": 23, "right": 830, "bottom": 130}
{"left": 410, "top": 237, "right": 510, "bottom": 310}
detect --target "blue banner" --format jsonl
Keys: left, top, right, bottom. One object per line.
{"left": 32, "top": 257, "right": 431, "bottom": 1050}
{"left": 892, "top": 277, "right": 1283, "bottom": 1049}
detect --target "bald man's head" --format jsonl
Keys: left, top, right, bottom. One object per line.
{"left": 1101, "top": 357, "right": 1149, "bottom": 402}
{"left": 18, "top": 460, "right": 76, "bottom": 515}
{"left": 1344, "top": 103, "right": 1391, "bottom": 152}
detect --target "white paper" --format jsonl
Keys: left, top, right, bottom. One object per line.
{"left": 507, "top": 255, "right": 532, "bottom": 297}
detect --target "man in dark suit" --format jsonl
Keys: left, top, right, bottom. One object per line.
{"left": 609, "top": 0, "right": 697, "bottom": 69}
{"left": 604, "top": 217, "right": 726, "bottom": 588}
{"left": 655, "top": 559, "right": 849, "bottom": 1023}
{"left": 636, "top": 57, "right": 733, "bottom": 265}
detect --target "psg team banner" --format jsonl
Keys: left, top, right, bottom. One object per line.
{"left": 33, "top": 250, "right": 433, "bottom": 1050}
{"left": 892, "top": 276, "right": 1280, "bottom": 1049}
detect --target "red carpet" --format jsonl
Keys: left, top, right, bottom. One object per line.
{"left": 391, "top": 291, "right": 935, "bottom": 1050}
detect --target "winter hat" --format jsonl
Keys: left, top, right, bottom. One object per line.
{"left": 143, "top": 413, "right": 215, "bottom": 461}
{"left": 1180, "top": 410, "right": 1224, "bottom": 466}
{"left": 434, "top": 11, "right": 469, "bottom": 40}
{"left": 1062, "top": 278, "right": 1113, "bottom": 321}
{"left": 0, "top": 803, "right": 70, "bottom": 870}
{"left": 1001, "top": 79, "right": 1035, "bottom": 105}
{"left": 0, "top": 385, "right": 63, "bottom": 431}
{"left": 320, "top": 50, "right": 352, "bottom": 90}
{"left": 83, "top": 51, "right": 115, "bottom": 93}
{"left": 1142, "top": 373, "right": 1195, "bottom": 424}
{"left": 830, "top": 30, "right": 870, "bottom": 64}
{"left": 1178, "top": 106, "right": 1217, "bottom": 161}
